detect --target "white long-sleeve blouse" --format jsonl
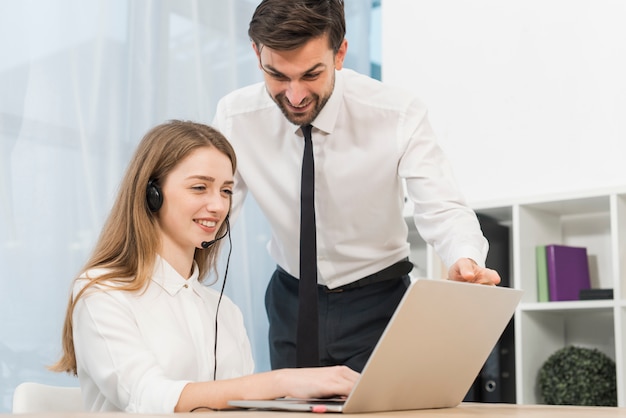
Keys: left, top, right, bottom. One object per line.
{"left": 72, "top": 256, "right": 254, "bottom": 412}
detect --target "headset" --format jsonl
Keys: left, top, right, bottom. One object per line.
{"left": 146, "top": 179, "right": 163, "bottom": 212}
{"left": 146, "top": 179, "right": 231, "bottom": 380}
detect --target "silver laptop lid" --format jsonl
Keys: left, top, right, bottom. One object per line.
{"left": 342, "top": 278, "right": 522, "bottom": 413}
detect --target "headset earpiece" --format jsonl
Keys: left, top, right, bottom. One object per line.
{"left": 146, "top": 179, "right": 163, "bottom": 212}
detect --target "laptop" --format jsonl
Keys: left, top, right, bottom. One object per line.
{"left": 228, "top": 278, "right": 522, "bottom": 413}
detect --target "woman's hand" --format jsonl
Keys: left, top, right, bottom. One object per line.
{"left": 275, "top": 365, "right": 360, "bottom": 399}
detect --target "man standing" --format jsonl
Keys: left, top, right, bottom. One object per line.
{"left": 213, "top": 0, "right": 500, "bottom": 373}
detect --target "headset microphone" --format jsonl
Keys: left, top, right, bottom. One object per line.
{"left": 201, "top": 216, "right": 230, "bottom": 248}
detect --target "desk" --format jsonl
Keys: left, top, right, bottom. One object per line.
{"left": 2, "top": 403, "right": 626, "bottom": 417}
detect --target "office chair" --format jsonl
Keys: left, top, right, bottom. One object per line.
{"left": 12, "top": 382, "right": 83, "bottom": 413}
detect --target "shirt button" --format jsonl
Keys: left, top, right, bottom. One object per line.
{"left": 183, "top": 284, "right": 189, "bottom": 288}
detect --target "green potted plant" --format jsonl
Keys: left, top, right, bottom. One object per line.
{"left": 538, "top": 345, "right": 617, "bottom": 406}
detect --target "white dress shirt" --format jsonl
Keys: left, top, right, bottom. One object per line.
{"left": 213, "top": 68, "right": 488, "bottom": 289}
{"left": 72, "top": 256, "right": 254, "bottom": 413}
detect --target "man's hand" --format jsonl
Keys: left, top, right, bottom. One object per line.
{"left": 448, "top": 258, "right": 501, "bottom": 286}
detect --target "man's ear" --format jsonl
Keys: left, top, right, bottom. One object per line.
{"left": 252, "top": 42, "right": 262, "bottom": 69}
{"left": 334, "top": 39, "right": 348, "bottom": 70}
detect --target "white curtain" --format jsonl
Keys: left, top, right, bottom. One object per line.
{"left": 0, "top": 0, "right": 375, "bottom": 412}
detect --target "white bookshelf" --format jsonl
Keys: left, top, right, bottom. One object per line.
{"left": 405, "top": 187, "right": 626, "bottom": 406}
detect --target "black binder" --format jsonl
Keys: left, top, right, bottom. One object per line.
{"left": 464, "top": 213, "right": 515, "bottom": 403}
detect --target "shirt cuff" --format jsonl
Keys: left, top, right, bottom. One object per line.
{"left": 128, "top": 379, "right": 191, "bottom": 413}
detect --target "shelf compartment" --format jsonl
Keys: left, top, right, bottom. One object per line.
{"left": 516, "top": 195, "right": 613, "bottom": 304}
{"left": 518, "top": 308, "right": 615, "bottom": 404}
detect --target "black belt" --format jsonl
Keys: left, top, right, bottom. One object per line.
{"left": 277, "top": 258, "right": 414, "bottom": 293}
{"left": 327, "top": 258, "right": 414, "bottom": 293}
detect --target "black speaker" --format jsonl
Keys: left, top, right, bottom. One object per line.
{"left": 464, "top": 213, "right": 515, "bottom": 404}
{"left": 146, "top": 179, "right": 163, "bottom": 212}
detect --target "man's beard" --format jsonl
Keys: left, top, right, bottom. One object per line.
{"left": 270, "top": 75, "right": 335, "bottom": 126}
{"left": 273, "top": 92, "right": 330, "bottom": 126}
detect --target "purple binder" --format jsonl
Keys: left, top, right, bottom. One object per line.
{"left": 546, "top": 244, "right": 591, "bottom": 301}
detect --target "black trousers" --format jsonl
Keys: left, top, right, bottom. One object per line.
{"left": 265, "top": 267, "right": 410, "bottom": 372}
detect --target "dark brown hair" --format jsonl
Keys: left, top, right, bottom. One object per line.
{"left": 248, "top": 0, "right": 346, "bottom": 53}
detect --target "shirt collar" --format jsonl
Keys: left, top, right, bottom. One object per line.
{"left": 151, "top": 255, "right": 200, "bottom": 296}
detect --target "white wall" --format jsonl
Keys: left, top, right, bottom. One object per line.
{"left": 382, "top": 0, "right": 626, "bottom": 204}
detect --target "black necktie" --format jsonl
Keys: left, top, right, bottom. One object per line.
{"left": 296, "top": 124, "right": 319, "bottom": 367}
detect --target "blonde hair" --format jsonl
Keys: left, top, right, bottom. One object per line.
{"left": 50, "top": 120, "right": 237, "bottom": 375}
